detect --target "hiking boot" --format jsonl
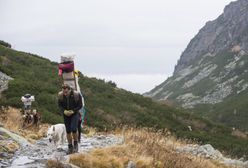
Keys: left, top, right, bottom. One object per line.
{"left": 67, "top": 144, "right": 73, "bottom": 155}
{"left": 73, "top": 141, "right": 78, "bottom": 153}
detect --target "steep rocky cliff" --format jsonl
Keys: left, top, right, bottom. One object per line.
{"left": 145, "top": 0, "right": 248, "bottom": 129}
{"left": 174, "top": 0, "right": 248, "bottom": 74}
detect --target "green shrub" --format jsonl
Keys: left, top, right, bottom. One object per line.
{"left": 0, "top": 40, "right": 11, "bottom": 48}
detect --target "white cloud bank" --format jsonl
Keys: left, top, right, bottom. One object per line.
{"left": 86, "top": 73, "right": 168, "bottom": 94}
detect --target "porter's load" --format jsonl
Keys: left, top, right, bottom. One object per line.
{"left": 61, "top": 53, "right": 74, "bottom": 63}
{"left": 58, "top": 53, "right": 75, "bottom": 75}
{"left": 58, "top": 53, "right": 78, "bottom": 90}
{"left": 21, "top": 94, "right": 35, "bottom": 111}
{"left": 21, "top": 94, "right": 35, "bottom": 105}
{"left": 58, "top": 62, "right": 74, "bottom": 73}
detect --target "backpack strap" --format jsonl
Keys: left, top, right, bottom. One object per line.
{"left": 58, "top": 91, "right": 64, "bottom": 101}
{"left": 72, "top": 90, "right": 80, "bottom": 103}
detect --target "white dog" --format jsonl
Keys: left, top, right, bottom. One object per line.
{"left": 47, "top": 124, "right": 67, "bottom": 146}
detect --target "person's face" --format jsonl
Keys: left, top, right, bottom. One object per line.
{"left": 62, "top": 86, "right": 70, "bottom": 96}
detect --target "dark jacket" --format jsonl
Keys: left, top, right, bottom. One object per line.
{"left": 58, "top": 90, "right": 82, "bottom": 115}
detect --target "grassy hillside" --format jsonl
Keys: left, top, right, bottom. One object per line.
{"left": 0, "top": 43, "right": 248, "bottom": 158}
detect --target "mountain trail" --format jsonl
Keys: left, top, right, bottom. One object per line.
{"left": 0, "top": 107, "right": 123, "bottom": 167}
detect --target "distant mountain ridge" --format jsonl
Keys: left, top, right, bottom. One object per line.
{"left": 145, "top": 0, "right": 248, "bottom": 129}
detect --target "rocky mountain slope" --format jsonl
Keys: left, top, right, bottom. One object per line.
{"left": 145, "top": 0, "right": 248, "bottom": 129}
{"left": 174, "top": 0, "right": 248, "bottom": 73}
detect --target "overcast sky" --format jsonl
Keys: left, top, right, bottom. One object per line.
{"left": 0, "top": 0, "right": 234, "bottom": 93}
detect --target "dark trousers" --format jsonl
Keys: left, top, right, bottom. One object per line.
{"left": 63, "top": 112, "right": 79, "bottom": 134}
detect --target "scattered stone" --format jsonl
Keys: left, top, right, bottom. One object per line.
{"left": 126, "top": 161, "right": 136, "bottom": 168}
{"left": 176, "top": 143, "right": 248, "bottom": 168}
{"left": 0, "top": 160, "right": 9, "bottom": 167}
{"left": 0, "top": 152, "right": 8, "bottom": 158}
{"left": 36, "top": 141, "right": 48, "bottom": 146}
{"left": 96, "top": 135, "right": 105, "bottom": 140}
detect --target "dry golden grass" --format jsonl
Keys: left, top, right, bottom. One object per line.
{"left": 46, "top": 159, "right": 66, "bottom": 168}
{"left": 0, "top": 107, "right": 23, "bottom": 132}
{"left": 5, "top": 142, "right": 19, "bottom": 153}
{"left": 69, "top": 128, "right": 230, "bottom": 168}
{"left": 0, "top": 140, "right": 19, "bottom": 154}
{"left": 83, "top": 126, "right": 97, "bottom": 137}
{"left": 231, "top": 129, "right": 247, "bottom": 139}
{"left": 0, "top": 107, "right": 50, "bottom": 142}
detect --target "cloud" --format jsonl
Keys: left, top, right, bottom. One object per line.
{"left": 86, "top": 73, "right": 168, "bottom": 94}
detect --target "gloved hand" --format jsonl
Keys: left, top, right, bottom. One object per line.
{"left": 64, "top": 110, "right": 74, "bottom": 116}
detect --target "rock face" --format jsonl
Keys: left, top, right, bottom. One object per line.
{"left": 145, "top": 0, "right": 248, "bottom": 128}
{"left": 174, "top": 0, "right": 248, "bottom": 74}
{"left": 176, "top": 144, "right": 248, "bottom": 168}
{"left": 0, "top": 71, "right": 13, "bottom": 93}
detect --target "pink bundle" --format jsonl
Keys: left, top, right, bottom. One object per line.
{"left": 58, "top": 62, "right": 74, "bottom": 75}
